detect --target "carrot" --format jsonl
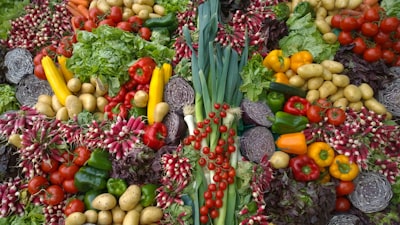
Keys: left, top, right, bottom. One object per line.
{"left": 77, "top": 4, "right": 90, "bottom": 19}
{"left": 68, "top": 0, "right": 89, "bottom": 8}
{"left": 66, "top": 3, "right": 83, "bottom": 17}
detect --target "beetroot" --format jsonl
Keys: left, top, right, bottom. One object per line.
{"left": 240, "top": 98, "right": 274, "bottom": 127}
{"left": 240, "top": 126, "right": 275, "bottom": 163}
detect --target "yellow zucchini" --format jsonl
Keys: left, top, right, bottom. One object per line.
{"left": 147, "top": 66, "right": 164, "bottom": 125}
{"left": 162, "top": 63, "right": 172, "bottom": 84}
{"left": 42, "top": 56, "right": 72, "bottom": 106}
{"left": 57, "top": 55, "right": 74, "bottom": 82}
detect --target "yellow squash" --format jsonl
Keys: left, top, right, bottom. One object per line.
{"left": 162, "top": 63, "right": 172, "bottom": 84}
{"left": 57, "top": 55, "right": 74, "bottom": 81}
{"left": 147, "top": 66, "right": 165, "bottom": 125}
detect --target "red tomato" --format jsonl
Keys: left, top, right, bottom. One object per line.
{"left": 336, "top": 181, "right": 355, "bottom": 196}
{"left": 49, "top": 170, "right": 64, "bottom": 185}
{"left": 338, "top": 31, "right": 353, "bottom": 45}
{"left": 356, "top": 16, "right": 364, "bottom": 30}
{"left": 382, "top": 49, "right": 395, "bottom": 65}
{"left": 108, "top": 6, "right": 123, "bottom": 23}
{"left": 28, "top": 176, "right": 49, "bottom": 195}
{"left": 363, "top": 7, "right": 380, "bottom": 22}
{"left": 373, "top": 31, "right": 390, "bottom": 45}
{"left": 395, "top": 57, "right": 400, "bottom": 66}
{"left": 98, "top": 19, "right": 116, "bottom": 27}
{"left": 73, "top": 146, "right": 91, "bottom": 166}
{"left": 331, "top": 14, "right": 342, "bottom": 28}
{"left": 41, "top": 45, "right": 57, "bottom": 57}
{"left": 56, "top": 44, "right": 72, "bottom": 58}
{"left": 316, "top": 98, "right": 332, "bottom": 109}
{"left": 33, "top": 53, "right": 45, "bottom": 66}
{"left": 62, "top": 151, "right": 75, "bottom": 162}
{"left": 71, "top": 15, "right": 86, "bottom": 30}
{"left": 393, "top": 41, "right": 400, "bottom": 53}
{"left": 41, "top": 158, "right": 59, "bottom": 173}
{"left": 395, "top": 24, "right": 400, "bottom": 39}
{"left": 58, "top": 163, "right": 80, "bottom": 180}
{"left": 88, "top": 7, "right": 104, "bottom": 23}
{"left": 326, "top": 107, "right": 346, "bottom": 126}
{"left": 360, "top": 22, "right": 379, "bottom": 37}
{"left": 138, "top": 27, "right": 152, "bottom": 41}
{"left": 352, "top": 37, "right": 367, "bottom": 55}
{"left": 335, "top": 197, "right": 351, "bottom": 212}
{"left": 340, "top": 16, "right": 358, "bottom": 32}
{"left": 380, "top": 40, "right": 393, "bottom": 50}
{"left": 84, "top": 20, "right": 97, "bottom": 32}
{"left": 116, "top": 21, "right": 133, "bottom": 32}
{"left": 34, "top": 64, "right": 47, "bottom": 80}
{"left": 64, "top": 198, "right": 85, "bottom": 216}
{"left": 380, "top": 17, "right": 399, "bottom": 33}
{"left": 363, "top": 46, "right": 382, "bottom": 62}
{"left": 127, "top": 16, "right": 143, "bottom": 32}
{"left": 43, "top": 185, "right": 65, "bottom": 205}
{"left": 62, "top": 179, "right": 79, "bottom": 194}
{"left": 307, "top": 105, "right": 323, "bottom": 123}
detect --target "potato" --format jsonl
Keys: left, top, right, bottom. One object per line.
{"left": 335, "top": 0, "right": 349, "bottom": 9}
{"left": 132, "top": 3, "right": 153, "bottom": 14}
{"left": 89, "top": 0, "right": 98, "bottom": 9}
{"left": 98, "top": 210, "right": 113, "bottom": 225}
{"left": 106, "top": 0, "right": 123, "bottom": 6}
{"left": 97, "top": 0, "right": 111, "bottom": 13}
{"left": 153, "top": 4, "right": 165, "bottom": 16}
{"left": 80, "top": 83, "right": 95, "bottom": 94}
{"left": 65, "top": 95, "right": 83, "bottom": 119}
{"left": 38, "top": 94, "right": 52, "bottom": 105}
{"left": 122, "top": 210, "right": 140, "bottom": 225}
{"left": 67, "top": 78, "right": 82, "bottom": 93}
{"left": 289, "top": 75, "right": 306, "bottom": 87}
{"left": 328, "top": 88, "right": 344, "bottom": 102}
{"left": 316, "top": 7, "right": 328, "bottom": 19}
{"left": 307, "top": 0, "right": 320, "bottom": 7}
{"left": 315, "top": 19, "right": 331, "bottom": 34}
{"left": 65, "top": 212, "right": 86, "bottom": 225}
{"left": 139, "top": 206, "right": 163, "bottom": 225}
{"left": 364, "top": 98, "right": 387, "bottom": 115}
{"left": 321, "top": 0, "right": 335, "bottom": 10}
{"left": 358, "top": 83, "right": 374, "bottom": 100}
{"left": 79, "top": 93, "right": 97, "bottom": 112}
{"left": 269, "top": 151, "right": 290, "bottom": 169}
{"left": 153, "top": 102, "right": 170, "bottom": 123}
{"left": 306, "top": 90, "right": 320, "bottom": 103}
{"left": 119, "top": 185, "right": 141, "bottom": 211}
{"left": 52, "top": 95, "right": 63, "bottom": 112}
{"left": 332, "top": 74, "right": 350, "bottom": 87}
{"left": 325, "top": 15, "right": 333, "bottom": 26}
{"left": 112, "top": 206, "right": 126, "bottom": 224}
{"left": 123, "top": 7, "right": 134, "bottom": 21}
{"left": 348, "top": 101, "right": 363, "bottom": 111}
{"left": 94, "top": 78, "right": 108, "bottom": 97}
{"left": 133, "top": 203, "right": 143, "bottom": 212}
{"left": 321, "top": 60, "right": 344, "bottom": 74}
{"left": 35, "top": 102, "right": 56, "bottom": 117}
{"left": 124, "top": 0, "right": 134, "bottom": 8}
{"left": 318, "top": 81, "right": 337, "bottom": 99}
{"left": 92, "top": 193, "right": 117, "bottom": 211}
{"left": 343, "top": 84, "right": 362, "bottom": 102}
{"left": 322, "top": 32, "right": 337, "bottom": 44}
{"left": 386, "top": 111, "right": 393, "bottom": 120}
{"left": 346, "top": 0, "right": 362, "bottom": 9}
{"left": 85, "top": 210, "right": 98, "bottom": 224}
{"left": 285, "top": 69, "right": 296, "bottom": 78}
{"left": 307, "top": 77, "right": 324, "bottom": 90}
{"left": 137, "top": 9, "right": 150, "bottom": 19}
{"left": 321, "top": 68, "right": 333, "bottom": 81}
{"left": 148, "top": 12, "right": 162, "bottom": 18}
{"left": 97, "top": 96, "right": 109, "bottom": 113}
{"left": 297, "top": 63, "right": 324, "bottom": 79}
{"left": 333, "top": 97, "right": 348, "bottom": 110}
{"left": 134, "top": 90, "right": 149, "bottom": 107}
{"left": 56, "top": 107, "right": 69, "bottom": 121}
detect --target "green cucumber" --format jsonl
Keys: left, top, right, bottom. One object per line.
{"left": 268, "top": 82, "right": 307, "bottom": 98}
{"left": 143, "top": 12, "right": 177, "bottom": 32}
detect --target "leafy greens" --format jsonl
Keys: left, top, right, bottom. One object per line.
{"left": 155, "top": 0, "right": 190, "bottom": 13}
{"left": 381, "top": 0, "right": 400, "bottom": 18}
{"left": 0, "top": 84, "right": 19, "bottom": 114}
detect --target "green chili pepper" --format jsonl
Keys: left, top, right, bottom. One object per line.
{"left": 84, "top": 189, "right": 103, "bottom": 210}
{"left": 107, "top": 178, "right": 128, "bottom": 198}
{"left": 74, "top": 166, "right": 109, "bottom": 192}
{"left": 271, "top": 111, "right": 309, "bottom": 134}
{"left": 87, "top": 149, "right": 112, "bottom": 171}
{"left": 140, "top": 183, "right": 158, "bottom": 207}
{"left": 266, "top": 91, "right": 285, "bottom": 113}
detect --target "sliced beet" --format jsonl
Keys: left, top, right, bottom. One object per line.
{"left": 240, "top": 126, "right": 275, "bottom": 163}
{"left": 162, "top": 112, "right": 187, "bottom": 146}
{"left": 241, "top": 98, "right": 274, "bottom": 127}
{"left": 163, "top": 76, "right": 195, "bottom": 114}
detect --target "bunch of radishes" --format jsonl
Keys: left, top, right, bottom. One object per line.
{"left": 0, "top": 177, "right": 27, "bottom": 218}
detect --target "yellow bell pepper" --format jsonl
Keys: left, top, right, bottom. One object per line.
{"left": 329, "top": 155, "right": 359, "bottom": 181}
{"left": 273, "top": 72, "right": 289, "bottom": 84}
{"left": 318, "top": 167, "right": 331, "bottom": 184}
{"left": 307, "top": 142, "right": 335, "bottom": 167}
{"left": 289, "top": 50, "right": 313, "bottom": 73}
{"left": 262, "top": 49, "right": 290, "bottom": 72}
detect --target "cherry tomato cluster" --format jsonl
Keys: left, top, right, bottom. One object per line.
{"left": 183, "top": 103, "right": 237, "bottom": 224}
{"left": 306, "top": 98, "right": 346, "bottom": 126}
{"left": 72, "top": 6, "right": 151, "bottom": 40}
{"left": 27, "top": 146, "right": 91, "bottom": 207}
{"left": 333, "top": 7, "right": 400, "bottom": 66}
{"left": 335, "top": 180, "right": 355, "bottom": 212}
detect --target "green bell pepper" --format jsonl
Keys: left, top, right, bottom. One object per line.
{"left": 271, "top": 111, "right": 309, "bottom": 134}
{"left": 87, "top": 149, "right": 112, "bottom": 171}
{"left": 74, "top": 166, "right": 109, "bottom": 192}
{"left": 140, "top": 183, "right": 158, "bottom": 207}
{"left": 107, "top": 178, "right": 127, "bottom": 198}
{"left": 84, "top": 189, "right": 103, "bottom": 210}
{"left": 266, "top": 91, "right": 285, "bottom": 113}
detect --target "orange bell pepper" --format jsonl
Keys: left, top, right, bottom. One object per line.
{"left": 263, "top": 49, "right": 291, "bottom": 72}
{"left": 274, "top": 72, "right": 289, "bottom": 84}
{"left": 290, "top": 50, "right": 313, "bottom": 73}
{"left": 275, "top": 132, "right": 307, "bottom": 155}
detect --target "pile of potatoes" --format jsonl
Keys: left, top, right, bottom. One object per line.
{"left": 288, "top": 0, "right": 364, "bottom": 44}
{"left": 89, "top": 0, "right": 166, "bottom": 21}
{"left": 65, "top": 185, "right": 163, "bottom": 225}
{"left": 287, "top": 60, "right": 390, "bottom": 117}
{"left": 34, "top": 77, "right": 109, "bottom": 121}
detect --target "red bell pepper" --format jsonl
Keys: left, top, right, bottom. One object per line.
{"left": 112, "top": 86, "right": 127, "bottom": 103}
{"left": 104, "top": 101, "right": 128, "bottom": 119}
{"left": 123, "top": 78, "right": 138, "bottom": 91}
{"left": 123, "top": 91, "right": 136, "bottom": 109}
{"left": 142, "top": 122, "right": 167, "bottom": 150}
{"left": 289, "top": 154, "right": 320, "bottom": 182}
{"left": 283, "top": 96, "right": 310, "bottom": 116}
{"left": 128, "top": 57, "right": 156, "bottom": 85}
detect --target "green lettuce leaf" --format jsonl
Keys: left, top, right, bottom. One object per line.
{"left": 381, "top": 0, "right": 400, "bottom": 17}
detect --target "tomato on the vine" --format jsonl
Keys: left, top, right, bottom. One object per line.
{"left": 41, "top": 158, "right": 59, "bottom": 173}
{"left": 71, "top": 15, "right": 86, "bottom": 30}
{"left": 307, "top": 105, "right": 323, "bottom": 123}
{"left": 338, "top": 31, "right": 353, "bottom": 45}
{"left": 62, "top": 179, "right": 79, "bottom": 194}
{"left": 34, "top": 64, "right": 47, "bottom": 80}
{"left": 138, "top": 27, "right": 152, "bottom": 41}
{"left": 340, "top": 16, "right": 358, "bottom": 32}
{"left": 382, "top": 49, "right": 395, "bottom": 65}
{"left": 331, "top": 14, "right": 342, "bottom": 28}
{"left": 336, "top": 181, "right": 355, "bottom": 196}
{"left": 58, "top": 163, "right": 79, "bottom": 180}
{"left": 360, "top": 22, "right": 379, "bottom": 37}
{"left": 88, "top": 7, "right": 104, "bottom": 23}
{"left": 127, "top": 16, "right": 143, "bottom": 32}
{"left": 84, "top": 20, "right": 97, "bottom": 32}
{"left": 393, "top": 41, "right": 400, "bottom": 53}
{"left": 363, "top": 7, "right": 380, "bottom": 22}
{"left": 107, "top": 6, "right": 123, "bottom": 23}
{"left": 49, "top": 170, "right": 64, "bottom": 185}
{"left": 380, "top": 17, "right": 399, "bottom": 33}
{"left": 373, "top": 31, "right": 390, "bottom": 45}
{"left": 316, "top": 98, "right": 332, "bottom": 109}
{"left": 98, "top": 19, "right": 116, "bottom": 27}
{"left": 64, "top": 198, "right": 85, "bottom": 216}
{"left": 326, "top": 107, "right": 346, "bottom": 126}
{"left": 352, "top": 37, "right": 367, "bottom": 55}
{"left": 28, "top": 176, "right": 49, "bottom": 195}
{"left": 73, "top": 146, "right": 91, "bottom": 166}
{"left": 33, "top": 53, "right": 45, "bottom": 66}
{"left": 363, "top": 46, "right": 382, "bottom": 62}
{"left": 335, "top": 197, "right": 351, "bottom": 212}
{"left": 116, "top": 21, "right": 133, "bottom": 32}
{"left": 43, "top": 185, "right": 65, "bottom": 205}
